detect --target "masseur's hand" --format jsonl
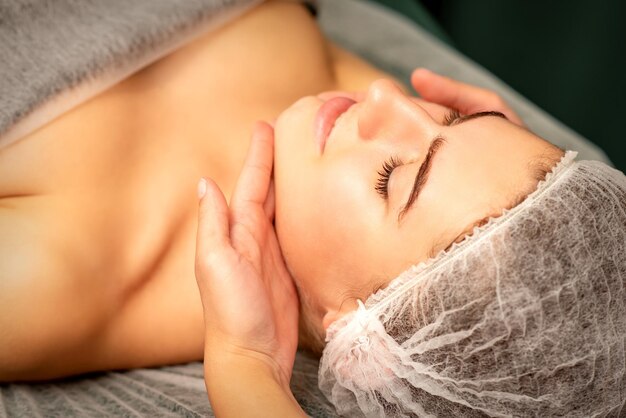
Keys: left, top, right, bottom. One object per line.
{"left": 411, "top": 68, "right": 525, "bottom": 126}
{"left": 195, "top": 122, "right": 304, "bottom": 417}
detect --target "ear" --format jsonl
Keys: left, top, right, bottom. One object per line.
{"left": 322, "top": 298, "right": 364, "bottom": 330}
{"left": 322, "top": 309, "right": 344, "bottom": 331}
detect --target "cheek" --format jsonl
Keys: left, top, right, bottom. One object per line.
{"left": 316, "top": 159, "right": 382, "bottom": 251}
{"left": 276, "top": 162, "right": 370, "bottom": 261}
{"left": 274, "top": 159, "right": 381, "bottom": 304}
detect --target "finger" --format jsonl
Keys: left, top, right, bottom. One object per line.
{"left": 264, "top": 180, "right": 276, "bottom": 222}
{"left": 411, "top": 68, "right": 503, "bottom": 113}
{"left": 195, "top": 177, "right": 231, "bottom": 273}
{"left": 411, "top": 68, "right": 524, "bottom": 125}
{"left": 230, "top": 121, "right": 274, "bottom": 211}
{"left": 411, "top": 68, "right": 491, "bottom": 111}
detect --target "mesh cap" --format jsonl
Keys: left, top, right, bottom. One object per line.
{"left": 319, "top": 152, "right": 626, "bottom": 417}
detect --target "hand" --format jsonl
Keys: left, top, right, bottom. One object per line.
{"left": 194, "top": 122, "right": 299, "bottom": 388}
{"left": 411, "top": 68, "right": 525, "bottom": 126}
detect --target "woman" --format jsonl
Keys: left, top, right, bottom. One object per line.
{"left": 0, "top": 0, "right": 533, "bottom": 380}
{"left": 0, "top": 0, "right": 379, "bottom": 380}
{"left": 2, "top": 2, "right": 624, "bottom": 415}
{"left": 195, "top": 82, "right": 626, "bottom": 416}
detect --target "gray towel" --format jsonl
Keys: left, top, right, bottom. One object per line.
{"left": 0, "top": 0, "right": 259, "bottom": 147}
{"left": 0, "top": 353, "right": 335, "bottom": 418}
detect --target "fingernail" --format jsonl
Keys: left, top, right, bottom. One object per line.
{"left": 197, "top": 178, "right": 207, "bottom": 199}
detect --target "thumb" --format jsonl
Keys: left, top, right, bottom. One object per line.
{"left": 195, "top": 178, "right": 231, "bottom": 285}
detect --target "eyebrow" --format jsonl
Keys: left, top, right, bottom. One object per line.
{"left": 450, "top": 110, "right": 507, "bottom": 126}
{"left": 398, "top": 136, "right": 445, "bottom": 222}
{"left": 396, "top": 111, "right": 507, "bottom": 223}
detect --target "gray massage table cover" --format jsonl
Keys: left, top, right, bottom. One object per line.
{"left": 0, "top": 0, "right": 610, "bottom": 417}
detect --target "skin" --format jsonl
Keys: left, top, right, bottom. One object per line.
{"left": 0, "top": 0, "right": 566, "bottom": 409}
{"left": 194, "top": 71, "right": 563, "bottom": 416}
{"left": 0, "top": 0, "right": 560, "bottom": 390}
{"left": 196, "top": 123, "right": 305, "bottom": 416}
{"left": 0, "top": 0, "right": 389, "bottom": 381}
{"left": 273, "top": 75, "right": 563, "bottom": 342}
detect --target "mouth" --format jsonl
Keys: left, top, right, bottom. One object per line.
{"left": 314, "top": 96, "right": 357, "bottom": 153}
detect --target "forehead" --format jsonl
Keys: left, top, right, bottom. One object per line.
{"left": 400, "top": 121, "right": 556, "bottom": 246}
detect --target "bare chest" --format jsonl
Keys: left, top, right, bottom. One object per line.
{"left": 0, "top": 2, "right": 341, "bottom": 291}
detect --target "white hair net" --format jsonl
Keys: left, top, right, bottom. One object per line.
{"left": 319, "top": 151, "right": 626, "bottom": 417}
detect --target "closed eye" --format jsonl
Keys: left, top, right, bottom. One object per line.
{"left": 376, "top": 110, "right": 508, "bottom": 210}
{"left": 443, "top": 109, "right": 462, "bottom": 126}
{"left": 375, "top": 156, "right": 402, "bottom": 200}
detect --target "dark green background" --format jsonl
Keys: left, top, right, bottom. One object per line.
{"left": 368, "top": 0, "right": 625, "bottom": 171}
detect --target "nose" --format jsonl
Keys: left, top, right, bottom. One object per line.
{"left": 358, "top": 79, "right": 437, "bottom": 141}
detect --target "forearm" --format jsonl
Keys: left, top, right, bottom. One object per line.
{"left": 204, "top": 355, "right": 307, "bottom": 418}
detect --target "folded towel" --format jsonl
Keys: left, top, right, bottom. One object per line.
{"left": 0, "top": 0, "right": 259, "bottom": 148}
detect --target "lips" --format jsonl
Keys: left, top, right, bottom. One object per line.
{"left": 314, "top": 96, "right": 357, "bottom": 153}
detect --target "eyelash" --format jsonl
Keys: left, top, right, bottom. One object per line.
{"left": 375, "top": 156, "right": 402, "bottom": 199}
{"left": 443, "top": 109, "right": 462, "bottom": 126}
{"left": 374, "top": 109, "right": 461, "bottom": 200}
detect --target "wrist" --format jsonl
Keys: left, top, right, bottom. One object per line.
{"left": 204, "top": 345, "right": 290, "bottom": 391}
{"left": 203, "top": 350, "right": 305, "bottom": 418}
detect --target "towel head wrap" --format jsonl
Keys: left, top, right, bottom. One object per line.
{"left": 319, "top": 151, "right": 626, "bottom": 417}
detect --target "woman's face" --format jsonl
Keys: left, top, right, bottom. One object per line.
{"left": 273, "top": 78, "right": 560, "bottom": 335}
